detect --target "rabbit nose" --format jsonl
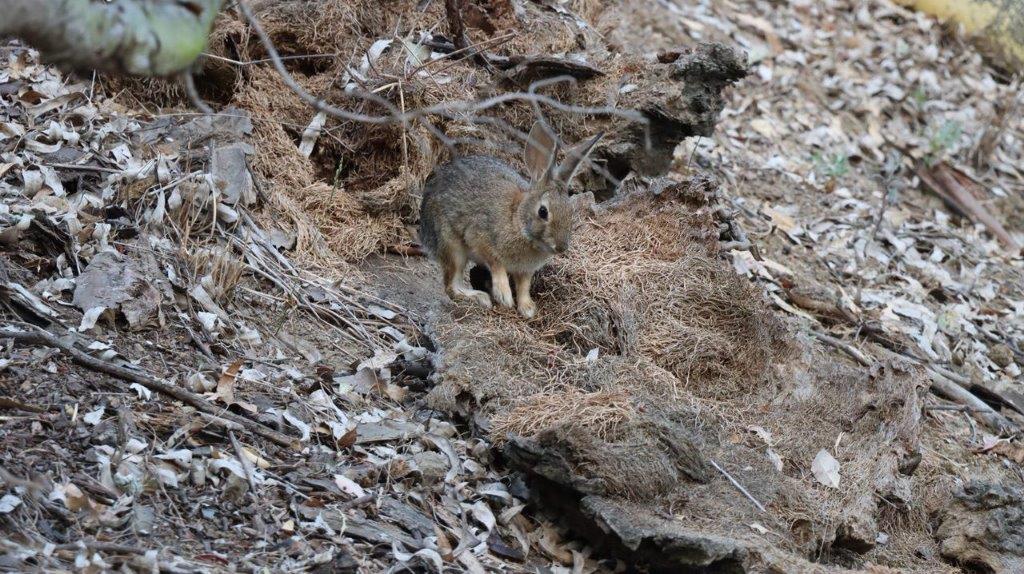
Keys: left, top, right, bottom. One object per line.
{"left": 554, "top": 242, "right": 568, "bottom": 254}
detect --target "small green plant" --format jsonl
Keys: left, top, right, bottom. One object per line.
{"left": 926, "top": 120, "right": 963, "bottom": 165}
{"left": 811, "top": 151, "right": 850, "bottom": 179}
{"left": 911, "top": 86, "right": 928, "bottom": 109}
{"left": 332, "top": 157, "right": 345, "bottom": 188}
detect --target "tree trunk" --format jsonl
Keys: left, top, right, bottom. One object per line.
{"left": 0, "top": 0, "right": 223, "bottom": 76}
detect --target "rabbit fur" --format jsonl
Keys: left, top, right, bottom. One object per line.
{"left": 419, "top": 121, "right": 603, "bottom": 318}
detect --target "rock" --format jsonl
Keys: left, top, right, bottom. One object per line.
{"left": 310, "top": 548, "right": 360, "bottom": 574}
{"left": 579, "top": 497, "right": 747, "bottom": 573}
{"left": 354, "top": 419, "right": 422, "bottom": 444}
{"left": 412, "top": 451, "right": 449, "bottom": 485}
{"left": 211, "top": 143, "right": 255, "bottom": 206}
{"left": 613, "top": 42, "right": 747, "bottom": 177}
{"left": 377, "top": 497, "right": 436, "bottom": 539}
{"left": 990, "top": 344, "right": 1015, "bottom": 368}
{"left": 937, "top": 481, "right": 1024, "bottom": 573}
{"left": 72, "top": 250, "right": 162, "bottom": 330}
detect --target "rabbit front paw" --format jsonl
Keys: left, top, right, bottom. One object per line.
{"left": 518, "top": 298, "right": 537, "bottom": 319}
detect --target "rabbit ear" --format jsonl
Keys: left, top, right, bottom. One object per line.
{"left": 556, "top": 131, "right": 604, "bottom": 188}
{"left": 525, "top": 121, "right": 559, "bottom": 184}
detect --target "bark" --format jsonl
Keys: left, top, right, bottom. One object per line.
{"left": 0, "top": 0, "right": 223, "bottom": 76}
{"left": 895, "top": 0, "right": 1024, "bottom": 70}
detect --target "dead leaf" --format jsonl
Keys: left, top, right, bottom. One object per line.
{"left": 992, "top": 441, "right": 1024, "bottom": 463}
{"left": 333, "top": 474, "right": 366, "bottom": 498}
{"left": 812, "top": 449, "right": 841, "bottom": 489}
{"left": 537, "top": 522, "right": 573, "bottom": 565}
{"left": 734, "top": 13, "right": 783, "bottom": 53}
{"left": 214, "top": 361, "right": 242, "bottom": 404}
{"left": 0, "top": 494, "right": 22, "bottom": 514}
{"left": 243, "top": 446, "right": 271, "bottom": 470}
{"left": 763, "top": 205, "right": 799, "bottom": 234}
{"left": 298, "top": 112, "right": 327, "bottom": 158}
{"left": 336, "top": 427, "right": 358, "bottom": 449}
{"left": 750, "top": 118, "right": 777, "bottom": 139}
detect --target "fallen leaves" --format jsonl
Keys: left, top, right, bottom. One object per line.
{"left": 916, "top": 160, "right": 1021, "bottom": 252}
{"left": 812, "top": 449, "right": 841, "bottom": 489}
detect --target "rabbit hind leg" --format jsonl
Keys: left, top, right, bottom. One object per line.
{"left": 440, "top": 242, "right": 492, "bottom": 308}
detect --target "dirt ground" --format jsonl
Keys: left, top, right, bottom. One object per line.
{"left": 3, "top": 0, "right": 1024, "bottom": 573}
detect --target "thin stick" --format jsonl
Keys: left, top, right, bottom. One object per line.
{"left": 236, "top": 0, "right": 402, "bottom": 124}
{"left": 924, "top": 404, "right": 981, "bottom": 412}
{"left": 228, "top": 430, "right": 260, "bottom": 495}
{"left": 811, "top": 330, "right": 871, "bottom": 366}
{"left": 410, "top": 31, "right": 516, "bottom": 76}
{"left": 43, "top": 163, "right": 121, "bottom": 174}
{"left": 201, "top": 52, "right": 339, "bottom": 67}
{"left": 180, "top": 70, "right": 213, "bottom": 114}
{"left": 928, "top": 368, "right": 1016, "bottom": 435}
{"left": 709, "top": 459, "right": 766, "bottom": 513}
{"left": 871, "top": 343, "right": 1017, "bottom": 435}
{"left": 0, "top": 325, "right": 299, "bottom": 449}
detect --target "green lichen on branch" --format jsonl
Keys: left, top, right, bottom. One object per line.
{"left": 0, "top": 0, "right": 224, "bottom": 76}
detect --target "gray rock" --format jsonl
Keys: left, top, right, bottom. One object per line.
{"left": 211, "top": 143, "right": 255, "bottom": 206}
{"left": 73, "top": 250, "right": 162, "bottom": 330}
{"left": 937, "top": 480, "right": 1024, "bottom": 573}
{"left": 412, "top": 451, "right": 449, "bottom": 484}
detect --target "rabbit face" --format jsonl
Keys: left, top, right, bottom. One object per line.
{"left": 521, "top": 189, "right": 572, "bottom": 255}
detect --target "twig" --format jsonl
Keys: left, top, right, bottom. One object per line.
{"left": 410, "top": 31, "right": 516, "bottom": 77}
{"left": 718, "top": 204, "right": 761, "bottom": 260}
{"left": 180, "top": 69, "right": 213, "bottom": 114}
{"left": 236, "top": 0, "right": 402, "bottom": 124}
{"left": 811, "top": 330, "right": 871, "bottom": 366}
{"left": 0, "top": 324, "right": 299, "bottom": 449}
{"left": 52, "top": 541, "right": 194, "bottom": 574}
{"left": 228, "top": 430, "right": 260, "bottom": 495}
{"left": 866, "top": 339, "right": 1016, "bottom": 434}
{"left": 54, "top": 542, "right": 150, "bottom": 555}
{"left": 339, "top": 493, "right": 375, "bottom": 510}
{"left": 42, "top": 163, "right": 121, "bottom": 174}
{"left": 198, "top": 411, "right": 245, "bottom": 432}
{"left": 709, "top": 459, "right": 766, "bottom": 513}
{"left": 201, "top": 52, "right": 339, "bottom": 67}
{"left": 789, "top": 288, "right": 1021, "bottom": 434}
{"left": 444, "top": 0, "right": 490, "bottom": 68}
{"left": 924, "top": 404, "right": 982, "bottom": 412}
{"left": 0, "top": 397, "right": 45, "bottom": 413}
{"left": 926, "top": 366, "right": 1016, "bottom": 436}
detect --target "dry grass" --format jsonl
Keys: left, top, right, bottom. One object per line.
{"left": 420, "top": 179, "right": 932, "bottom": 561}
{"left": 491, "top": 388, "right": 634, "bottom": 444}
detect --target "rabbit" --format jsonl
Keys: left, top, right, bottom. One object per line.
{"left": 419, "top": 121, "right": 603, "bottom": 318}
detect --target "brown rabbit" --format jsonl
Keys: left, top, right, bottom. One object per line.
{"left": 419, "top": 121, "right": 603, "bottom": 318}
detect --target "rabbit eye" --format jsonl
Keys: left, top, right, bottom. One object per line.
{"left": 538, "top": 205, "right": 549, "bottom": 220}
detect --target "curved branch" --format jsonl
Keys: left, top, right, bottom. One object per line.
{"left": 0, "top": 0, "right": 224, "bottom": 76}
